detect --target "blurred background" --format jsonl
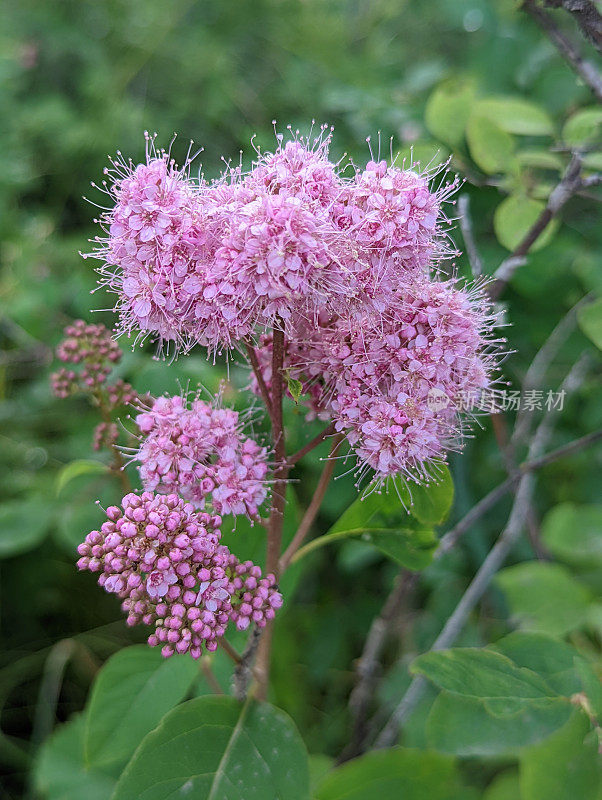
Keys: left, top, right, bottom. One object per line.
{"left": 1, "top": 1, "right": 601, "bottom": 797}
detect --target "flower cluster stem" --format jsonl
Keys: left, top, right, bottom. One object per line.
{"left": 255, "top": 325, "right": 288, "bottom": 700}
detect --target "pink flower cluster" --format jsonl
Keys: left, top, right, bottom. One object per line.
{"left": 87, "top": 126, "right": 499, "bottom": 484}
{"left": 76, "top": 492, "right": 282, "bottom": 658}
{"left": 135, "top": 394, "right": 268, "bottom": 519}
{"left": 87, "top": 129, "right": 456, "bottom": 352}
{"left": 297, "top": 279, "right": 498, "bottom": 480}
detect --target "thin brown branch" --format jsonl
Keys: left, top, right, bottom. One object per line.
{"left": 545, "top": 0, "right": 602, "bottom": 53}
{"left": 523, "top": 0, "right": 602, "bottom": 101}
{"left": 279, "top": 433, "right": 345, "bottom": 573}
{"left": 287, "top": 422, "right": 336, "bottom": 467}
{"left": 255, "top": 325, "right": 288, "bottom": 700}
{"left": 245, "top": 341, "right": 274, "bottom": 422}
{"left": 339, "top": 570, "right": 418, "bottom": 762}
{"left": 201, "top": 659, "right": 224, "bottom": 694}
{"left": 490, "top": 153, "right": 584, "bottom": 298}
{"left": 233, "top": 626, "right": 262, "bottom": 701}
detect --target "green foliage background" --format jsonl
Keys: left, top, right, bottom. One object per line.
{"left": 0, "top": 0, "right": 600, "bottom": 797}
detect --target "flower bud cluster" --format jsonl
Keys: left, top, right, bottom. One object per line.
{"left": 134, "top": 394, "right": 269, "bottom": 519}
{"left": 51, "top": 320, "right": 137, "bottom": 407}
{"left": 76, "top": 492, "right": 282, "bottom": 658}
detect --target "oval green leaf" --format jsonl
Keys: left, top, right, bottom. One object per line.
{"left": 494, "top": 194, "right": 558, "bottom": 252}
{"left": 473, "top": 97, "right": 553, "bottom": 136}
{"left": 425, "top": 79, "right": 476, "bottom": 146}
{"left": 56, "top": 459, "right": 110, "bottom": 496}
{"left": 496, "top": 562, "right": 593, "bottom": 636}
{"left": 34, "top": 714, "right": 118, "bottom": 800}
{"left": 112, "top": 696, "right": 310, "bottom": 800}
{"left": 84, "top": 646, "right": 198, "bottom": 768}
{"left": 0, "top": 498, "right": 51, "bottom": 558}
{"left": 466, "top": 115, "right": 515, "bottom": 174}
{"left": 562, "top": 107, "right": 602, "bottom": 146}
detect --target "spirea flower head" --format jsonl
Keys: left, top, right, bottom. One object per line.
{"left": 76, "top": 492, "right": 282, "bottom": 658}
{"left": 85, "top": 135, "right": 204, "bottom": 348}
{"left": 292, "top": 275, "right": 500, "bottom": 482}
{"left": 134, "top": 393, "right": 269, "bottom": 519}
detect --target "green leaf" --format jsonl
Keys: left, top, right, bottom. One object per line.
{"left": 359, "top": 525, "right": 438, "bottom": 569}
{"left": 0, "top": 498, "right": 51, "bottom": 558}
{"left": 84, "top": 646, "right": 198, "bottom": 768}
{"left": 34, "top": 714, "right": 118, "bottom": 800}
{"left": 466, "top": 115, "right": 515, "bottom": 174}
{"left": 483, "top": 771, "right": 521, "bottom": 800}
{"left": 492, "top": 632, "right": 586, "bottom": 697}
{"left": 562, "top": 107, "right": 602, "bottom": 146}
{"left": 112, "top": 696, "right": 310, "bottom": 800}
{"left": 331, "top": 466, "right": 453, "bottom": 531}
{"left": 425, "top": 79, "right": 476, "bottom": 146}
{"left": 520, "top": 712, "right": 601, "bottom": 800}
{"left": 496, "top": 562, "right": 593, "bottom": 636}
{"left": 494, "top": 194, "right": 559, "bottom": 251}
{"left": 283, "top": 369, "right": 303, "bottom": 403}
{"left": 294, "top": 468, "right": 452, "bottom": 568}
{"left": 56, "top": 459, "right": 109, "bottom": 495}
{"left": 578, "top": 297, "right": 602, "bottom": 350}
{"left": 412, "top": 648, "right": 558, "bottom": 701}
{"left": 516, "top": 149, "right": 563, "bottom": 170}
{"left": 473, "top": 97, "right": 553, "bottom": 136}
{"left": 314, "top": 747, "right": 467, "bottom": 800}
{"left": 575, "top": 659, "right": 602, "bottom": 720}
{"left": 426, "top": 691, "right": 572, "bottom": 757}
{"left": 541, "top": 503, "right": 602, "bottom": 565}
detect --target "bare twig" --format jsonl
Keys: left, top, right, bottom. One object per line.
{"left": 374, "top": 356, "right": 589, "bottom": 747}
{"left": 511, "top": 295, "right": 590, "bottom": 447}
{"left": 339, "top": 570, "right": 418, "bottom": 762}
{"left": 233, "top": 626, "right": 263, "bottom": 700}
{"left": 545, "top": 0, "right": 602, "bottom": 53}
{"left": 523, "top": 0, "right": 602, "bottom": 101}
{"left": 288, "top": 422, "right": 336, "bottom": 467}
{"left": 245, "top": 341, "right": 274, "bottom": 423}
{"left": 490, "top": 153, "right": 585, "bottom": 298}
{"left": 201, "top": 659, "right": 224, "bottom": 694}
{"left": 280, "top": 433, "right": 345, "bottom": 573}
{"left": 458, "top": 194, "right": 484, "bottom": 277}
{"left": 255, "top": 325, "right": 288, "bottom": 700}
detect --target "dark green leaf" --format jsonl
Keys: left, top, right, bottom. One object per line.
{"left": 0, "top": 498, "right": 51, "bottom": 558}
{"left": 491, "top": 632, "right": 585, "bottom": 697}
{"left": 84, "top": 646, "right": 198, "bottom": 767}
{"left": 496, "top": 562, "right": 593, "bottom": 636}
{"left": 520, "top": 712, "right": 601, "bottom": 800}
{"left": 426, "top": 691, "right": 572, "bottom": 757}
{"left": 314, "top": 747, "right": 467, "bottom": 800}
{"left": 34, "top": 714, "right": 118, "bottom": 800}
{"left": 412, "top": 647, "right": 558, "bottom": 701}
{"left": 56, "top": 459, "right": 109, "bottom": 495}
{"left": 541, "top": 503, "right": 602, "bottom": 565}
{"left": 112, "top": 696, "right": 310, "bottom": 800}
